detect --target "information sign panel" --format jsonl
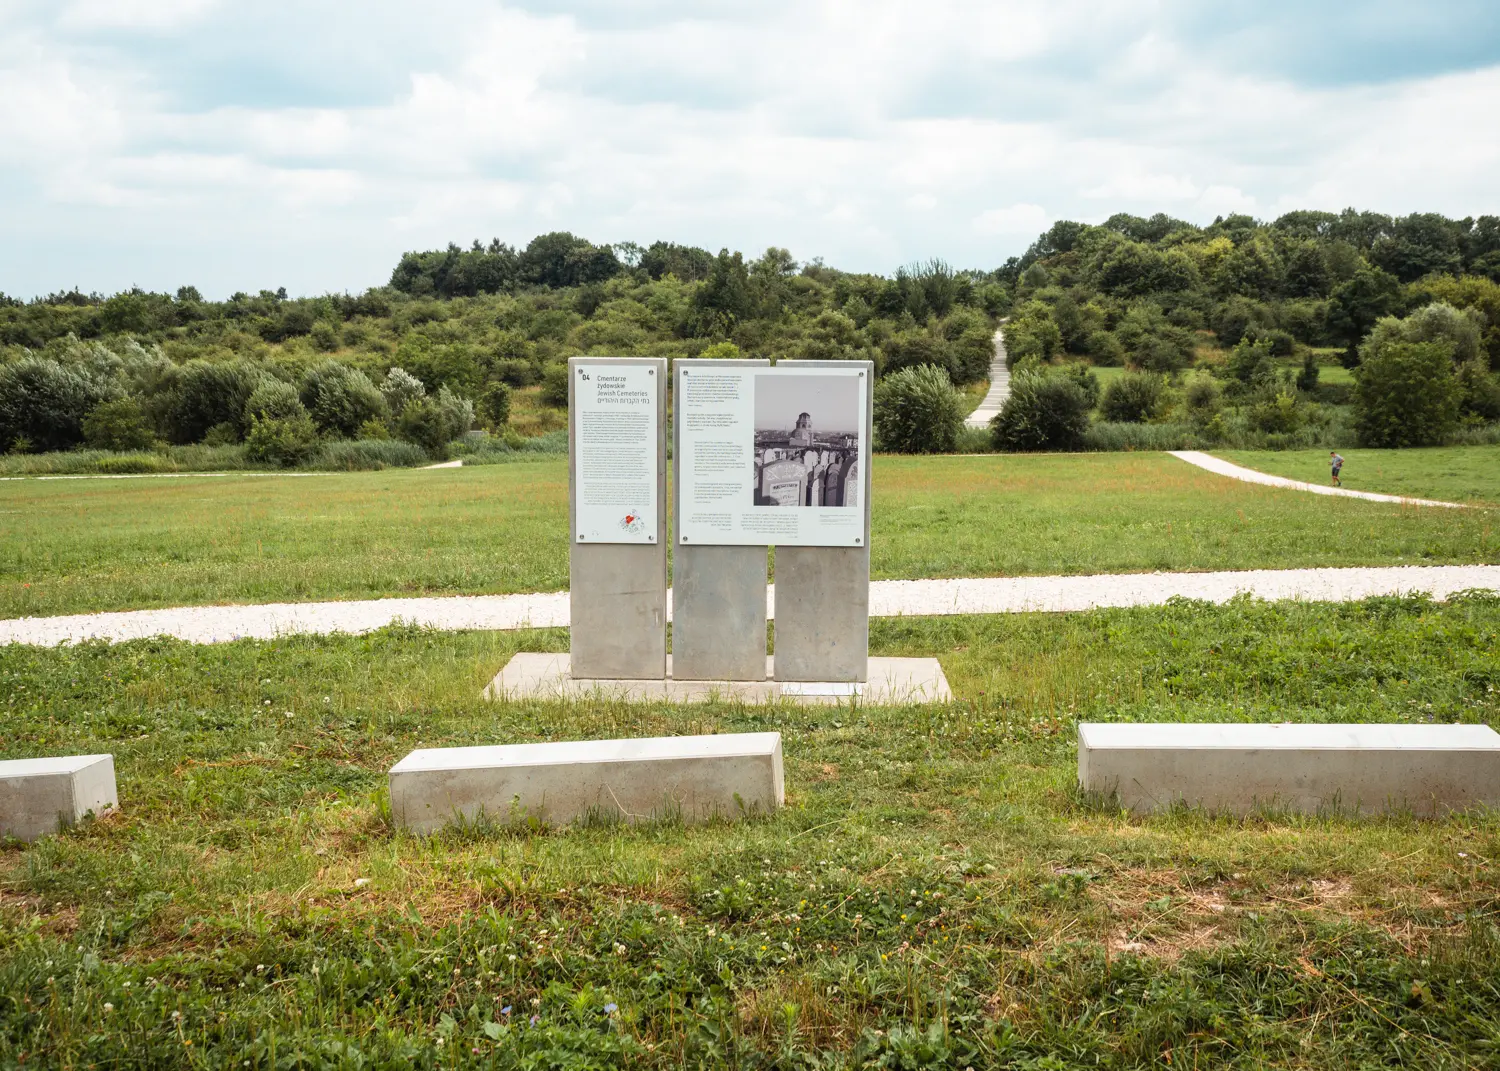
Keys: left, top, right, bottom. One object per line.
{"left": 677, "top": 362, "right": 870, "bottom": 547}
{"left": 573, "top": 361, "right": 659, "bottom": 544}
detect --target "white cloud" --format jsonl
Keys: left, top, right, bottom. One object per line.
{"left": 973, "top": 203, "right": 1050, "bottom": 235}
{"left": 58, "top": 0, "right": 219, "bottom": 30}
{"left": 1, "top": 1, "right": 1498, "bottom": 296}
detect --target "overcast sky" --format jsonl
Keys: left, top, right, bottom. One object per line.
{"left": 3, "top": 0, "right": 1499, "bottom": 299}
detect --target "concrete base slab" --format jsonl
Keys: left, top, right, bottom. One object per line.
{"left": 0, "top": 754, "right": 117, "bottom": 841}
{"left": 1079, "top": 722, "right": 1500, "bottom": 817}
{"left": 485, "top": 653, "right": 950, "bottom": 705}
{"left": 389, "top": 731, "right": 783, "bottom": 833}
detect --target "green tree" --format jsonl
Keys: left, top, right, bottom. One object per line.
{"left": 1354, "top": 341, "right": 1461, "bottom": 447}
{"left": 478, "top": 382, "right": 511, "bottom": 429}
{"left": 1328, "top": 266, "right": 1403, "bottom": 361}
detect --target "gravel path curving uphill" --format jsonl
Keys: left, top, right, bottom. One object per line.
{"left": 3, "top": 564, "right": 1496, "bottom": 648}
{"left": 1170, "top": 451, "right": 1472, "bottom": 509}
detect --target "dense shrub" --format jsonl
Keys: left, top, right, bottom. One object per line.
{"left": 1059, "top": 363, "right": 1101, "bottom": 409}
{"left": 1184, "top": 376, "right": 1222, "bottom": 417}
{"left": 82, "top": 397, "right": 155, "bottom": 451}
{"left": 396, "top": 387, "right": 473, "bottom": 453}
{"left": 1226, "top": 337, "right": 1276, "bottom": 385}
{"left": 300, "top": 361, "right": 387, "bottom": 437}
{"left": 243, "top": 413, "right": 320, "bottom": 467}
{"left": 380, "top": 366, "right": 426, "bottom": 414}
{"left": 993, "top": 372, "right": 1091, "bottom": 451}
{"left": 162, "top": 360, "right": 264, "bottom": 443}
{"left": 1100, "top": 371, "right": 1165, "bottom": 423}
{"left": 478, "top": 382, "right": 512, "bottom": 429}
{"left": 1457, "top": 361, "right": 1500, "bottom": 422}
{"left": 1249, "top": 390, "right": 1303, "bottom": 434}
{"left": 0, "top": 357, "right": 115, "bottom": 452}
{"left": 1355, "top": 340, "right": 1462, "bottom": 447}
{"left": 873, "top": 364, "right": 964, "bottom": 453}
{"left": 1085, "top": 330, "right": 1125, "bottom": 366}
{"left": 540, "top": 363, "right": 570, "bottom": 407}
{"left": 243, "top": 379, "right": 305, "bottom": 422}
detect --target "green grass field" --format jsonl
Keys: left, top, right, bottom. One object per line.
{"left": 3, "top": 595, "right": 1497, "bottom": 1065}
{"left": 3, "top": 453, "right": 1497, "bottom": 618}
{"left": 1217, "top": 446, "right": 1500, "bottom": 505}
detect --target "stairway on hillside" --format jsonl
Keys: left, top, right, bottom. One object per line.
{"left": 963, "top": 325, "right": 1010, "bottom": 429}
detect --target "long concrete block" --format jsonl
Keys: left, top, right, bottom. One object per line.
{"left": 0, "top": 755, "right": 117, "bottom": 841}
{"left": 1079, "top": 722, "right": 1500, "bottom": 816}
{"left": 389, "top": 732, "right": 784, "bottom": 833}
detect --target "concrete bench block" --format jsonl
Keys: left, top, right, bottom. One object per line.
{"left": 1079, "top": 723, "right": 1500, "bottom": 817}
{"left": 0, "top": 755, "right": 117, "bottom": 841}
{"left": 390, "top": 732, "right": 783, "bottom": 833}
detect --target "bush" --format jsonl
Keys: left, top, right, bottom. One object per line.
{"left": 873, "top": 364, "right": 964, "bottom": 453}
{"left": 1295, "top": 351, "right": 1321, "bottom": 393}
{"left": 243, "top": 379, "right": 305, "bottom": 422}
{"left": 492, "top": 358, "right": 539, "bottom": 386}
{"left": 992, "top": 372, "right": 1091, "bottom": 452}
{"left": 883, "top": 331, "right": 955, "bottom": 379}
{"left": 1355, "top": 340, "right": 1462, "bottom": 447}
{"left": 1184, "top": 376, "right": 1222, "bottom": 418}
{"left": 1226, "top": 337, "right": 1276, "bottom": 385}
{"left": 356, "top": 418, "right": 390, "bottom": 440}
{"left": 1249, "top": 391, "right": 1303, "bottom": 434}
{"left": 244, "top": 413, "right": 320, "bottom": 467}
{"left": 381, "top": 366, "right": 426, "bottom": 414}
{"left": 1457, "top": 361, "right": 1500, "bottom": 422}
{"left": 1100, "top": 371, "right": 1165, "bottom": 423}
{"left": 0, "top": 356, "right": 114, "bottom": 452}
{"left": 312, "top": 438, "right": 430, "bottom": 471}
{"left": 540, "top": 364, "right": 570, "bottom": 407}
{"left": 1085, "top": 330, "right": 1125, "bottom": 366}
{"left": 478, "top": 382, "right": 512, "bottom": 429}
{"left": 300, "top": 361, "right": 387, "bottom": 437}
{"left": 396, "top": 387, "right": 473, "bottom": 454}
{"left": 82, "top": 397, "right": 155, "bottom": 451}
{"left": 1059, "top": 363, "right": 1101, "bottom": 409}
{"left": 163, "top": 359, "right": 264, "bottom": 443}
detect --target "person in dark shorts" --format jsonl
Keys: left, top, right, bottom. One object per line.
{"left": 1329, "top": 451, "right": 1344, "bottom": 486}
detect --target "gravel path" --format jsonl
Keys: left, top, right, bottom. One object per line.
{"left": 1170, "top": 451, "right": 1471, "bottom": 509}
{"left": 4, "top": 565, "right": 1495, "bottom": 648}
{"left": 963, "top": 325, "right": 1011, "bottom": 429}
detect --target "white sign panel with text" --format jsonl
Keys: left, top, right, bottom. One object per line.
{"left": 677, "top": 363, "right": 868, "bottom": 547}
{"left": 574, "top": 361, "right": 659, "bottom": 544}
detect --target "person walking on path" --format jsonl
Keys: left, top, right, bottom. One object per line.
{"left": 1329, "top": 451, "right": 1344, "bottom": 487}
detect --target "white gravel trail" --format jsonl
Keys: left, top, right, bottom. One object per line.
{"left": 3, "top": 565, "right": 1496, "bottom": 648}
{"left": 1170, "top": 451, "right": 1472, "bottom": 509}
{"left": 963, "top": 325, "right": 1011, "bottom": 429}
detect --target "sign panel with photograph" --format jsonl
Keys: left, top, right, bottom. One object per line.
{"left": 573, "top": 360, "right": 659, "bottom": 544}
{"left": 677, "top": 362, "right": 869, "bottom": 547}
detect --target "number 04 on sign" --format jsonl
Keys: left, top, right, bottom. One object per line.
{"left": 573, "top": 361, "right": 659, "bottom": 544}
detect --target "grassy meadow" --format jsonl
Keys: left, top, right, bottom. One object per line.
{"left": 1217, "top": 446, "right": 1500, "bottom": 506}
{"left": 2, "top": 595, "right": 1499, "bottom": 1065}
{"left": 5, "top": 452, "right": 1499, "bottom": 618}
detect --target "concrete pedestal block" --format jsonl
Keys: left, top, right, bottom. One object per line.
{"left": 569, "top": 544, "right": 667, "bottom": 679}
{"left": 389, "top": 732, "right": 783, "bottom": 833}
{"left": 0, "top": 755, "right": 117, "bottom": 841}
{"left": 485, "top": 652, "right": 950, "bottom": 704}
{"left": 672, "top": 545, "right": 768, "bottom": 680}
{"left": 773, "top": 545, "right": 870, "bottom": 681}
{"left": 1078, "top": 722, "right": 1500, "bottom": 816}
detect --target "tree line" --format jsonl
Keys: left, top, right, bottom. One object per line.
{"left": 2, "top": 210, "right": 1498, "bottom": 467}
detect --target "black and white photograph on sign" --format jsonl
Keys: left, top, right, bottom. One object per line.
{"left": 753, "top": 373, "right": 861, "bottom": 508}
